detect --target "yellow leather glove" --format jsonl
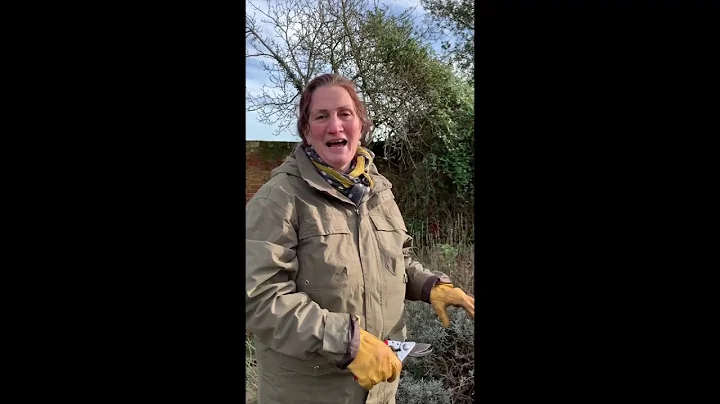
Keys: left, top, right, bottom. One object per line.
{"left": 430, "top": 283, "right": 475, "bottom": 328}
{"left": 347, "top": 328, "right": 402, "bottom": 390}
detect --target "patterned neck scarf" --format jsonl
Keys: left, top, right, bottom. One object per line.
{"left": 303, "top": 145, "right": 375, "bottom": 205}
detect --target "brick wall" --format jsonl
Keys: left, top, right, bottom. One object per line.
{"left": 246, "top": 141, "right": 299, "bottom": 203}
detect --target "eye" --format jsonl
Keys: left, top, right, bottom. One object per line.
{"left": 340, "top": 111, "right": 352, "bottom": 117}
{"left": 314, "top": 114, "right": 327, "bottom": 120}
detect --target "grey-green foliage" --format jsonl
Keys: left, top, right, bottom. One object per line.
{"left": 402, "top": 300, "right": 474, "bottom": 403}
{"left": 397, "top": 371, "right": 452, "bottom": 404}
{"left": 404, "top": 301, "right": 474, "bottom": 358}
{"left": 245, "top": 336, "right": 259, "bottom": 403}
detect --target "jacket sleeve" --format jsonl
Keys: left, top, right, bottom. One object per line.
{"left": 246, "top": 195, "right": 358, "bottom": 365}
{"left": 403, "top": 233, "right": 452, "bottom": 303}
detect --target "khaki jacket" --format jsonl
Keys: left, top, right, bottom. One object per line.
{"left": 246, "top": 145, "right": 450, "bottom": 404}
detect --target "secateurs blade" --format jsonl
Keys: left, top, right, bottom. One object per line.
{"left": 385, "top": 340, "right": 432, "bottom": 362}
{"left": 352, "top": 340, "right": 432, "bottom": 381}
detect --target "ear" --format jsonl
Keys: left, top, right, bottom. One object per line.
{"left": 360, "top": 122, "right": 375, "bottom": 146}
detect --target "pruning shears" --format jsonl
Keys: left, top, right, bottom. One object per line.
{"left": 353, "top": 339, "right": 432, "bottom": 381}
{"left": 385, "top": 339, "right": 432, "bottom": 362}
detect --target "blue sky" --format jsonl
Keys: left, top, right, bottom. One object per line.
{"left": 245, "top": 0, "right": 430, "bottom": 142}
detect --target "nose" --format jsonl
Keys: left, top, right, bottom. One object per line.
{"left": 326, "top": 114, "right": 343, "bottom": 134}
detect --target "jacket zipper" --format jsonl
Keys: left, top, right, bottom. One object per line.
{"left": 355, "top": 207, "right": 368, "bottom": 331}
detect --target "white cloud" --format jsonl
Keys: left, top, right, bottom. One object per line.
{"left": 390, "top": 0, "right": 425, "bottom": 11}
{"left": 245, "top": 73, "right": 265, "bottom": 95}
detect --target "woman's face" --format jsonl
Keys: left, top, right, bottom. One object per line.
{"left": 306, "top": 85, "right": 361, "bottom": 173}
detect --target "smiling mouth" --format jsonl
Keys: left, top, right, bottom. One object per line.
{"left": 326, "top": 139, "right": 347, "bottom": 148}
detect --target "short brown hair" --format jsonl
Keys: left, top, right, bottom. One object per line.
{"left": 296, "top": 73, "right": 374, "bottom": 146}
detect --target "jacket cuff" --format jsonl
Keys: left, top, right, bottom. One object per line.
{"left": 320, "top": 312, "right": 353, "bottom": 364}
{"left": 338, "top": 314, "right": 360, "bottom": 369}
{"left": 420, "top": 274, "right": 452, "bottom": 303}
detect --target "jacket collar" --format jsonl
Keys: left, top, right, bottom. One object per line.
{"left": 271, "top": 144, "right": 392, "bottom": 205}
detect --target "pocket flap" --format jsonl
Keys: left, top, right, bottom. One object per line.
{"left": 369, "top": 213, "right": 407, "bottom": 232}
{"left": 275, "top": 354, "right": 344, "bottom": 377}
{"left": 299, "top": 217, "right": 351, "bottom": 240}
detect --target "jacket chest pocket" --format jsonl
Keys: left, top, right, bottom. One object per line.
{"left": 296, "top": 216, "right": 352, "bottom": 290}
{"left": 369, "top": 212, "right": 407, "bottom": 276}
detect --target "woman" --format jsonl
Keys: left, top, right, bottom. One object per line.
{"left": 246, "top": 73, "right": 474, "bottom": 404}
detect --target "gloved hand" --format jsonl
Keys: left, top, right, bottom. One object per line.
{"left": 347, "top": 328, "right": 402, "bottom": 390}
{"left": 430, "top": 283, "right": 475, "bottom": 328}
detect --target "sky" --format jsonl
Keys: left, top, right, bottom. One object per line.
{"left": 245, "top": 0, "right": 430, "bottom": 142}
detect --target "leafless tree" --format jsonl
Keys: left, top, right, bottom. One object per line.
{"left": 245, "top": 0, "right": 437, "bottom": 161}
